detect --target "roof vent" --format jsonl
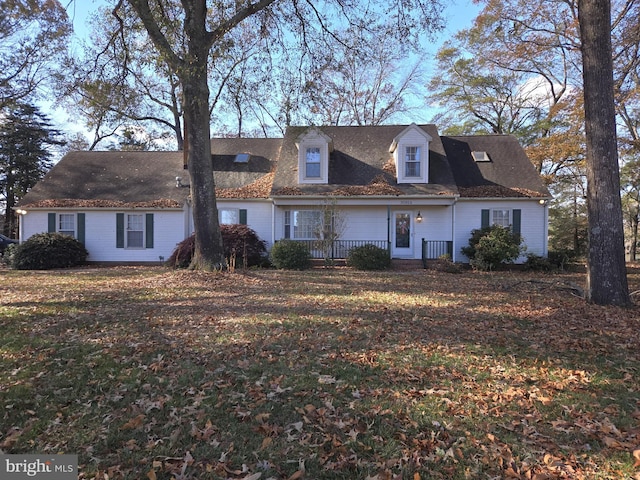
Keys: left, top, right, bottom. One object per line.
{"left": 234, "top": 153, "right": 250, "bottom": 163}
{"left": 471, "top": 151, "right": 491, "bottom": 162}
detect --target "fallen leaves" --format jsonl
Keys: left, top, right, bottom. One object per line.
{"left": 1, "top": 266, "right": 639, "bottom": 479}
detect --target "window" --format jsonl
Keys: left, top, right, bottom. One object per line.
{"left": 219, "top": 209, "right": 239, "bottom": 224}
{"left": 234, "top": 153, "right": 250, "bottom": 163}
{"left": 284, "top": 210, "right": 322, "bottom": 239}
{"left": 305, "top": 147, "right": 321, "bottom": 178}
{"left": 472, "top": 151, "right": 491, "bottom": 162}
{"left": 219, "top": 208, "right": 247, "bottom": 225}
{"left": 481, "top": 208, "right": 521, "bottom": 235}
{"left": 405, "top": 146, "right": 421, "bottom": 177}
{"left": 58, "top": 213, "right": 75, "bottom": 237}
{"left": 492, "top": 209, "right": 510, "bottom": 227}
{"left": 126, "top": 214, "right": 144, "bottom": 248}
{"left": 116, "top": 213, "right": 153, "bottom": 249}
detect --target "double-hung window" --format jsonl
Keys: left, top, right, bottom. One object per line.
{"left": 58, "top": 213, "right": 76, "bottom": 237}
{"left": 492, "top": 209, "right": 511, "bottom": 228}
{"left": 126, "top": 214, "right": 144, "bottom": 248}
{"left": 305, "top": 147, "right": 321, "bottom": 178}
{"left": 405, "top": 146, "right": 421, "bottom": 177}
{"left": 284, "top": 210, "right": 322, "bottom": 239}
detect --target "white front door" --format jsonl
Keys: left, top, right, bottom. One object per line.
{"left": 392, "top": 211, "right": 413, "bottom": 257}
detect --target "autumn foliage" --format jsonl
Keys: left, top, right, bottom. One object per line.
{"left": 1, "top": 266, "right": 639, "bottom": 479}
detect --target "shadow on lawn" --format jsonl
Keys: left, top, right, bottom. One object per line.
{"left": 2, "top": 267, "right": 639, "bottom": 478}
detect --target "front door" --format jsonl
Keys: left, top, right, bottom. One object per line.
{"left": 392, "top": 211, "right": 413, "bottom": 257}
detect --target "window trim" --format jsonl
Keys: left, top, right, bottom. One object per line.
{"left": 284, "top": 209, "right": 323, "bottom": 240}
{"left": 304, "top": 146, "right": 322, "bottom": 179}
{"left": 404, "top": 146, "right": 421, "bottom": 178}
{"left": 58, "top": 213, "right": 76, "bottom": 237}
{"left": 126, "top": 213, "right": 145, "bottom": 249}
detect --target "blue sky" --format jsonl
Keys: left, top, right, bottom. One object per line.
{"left": 54, "top": 0, "right": 482, "bottom": 140}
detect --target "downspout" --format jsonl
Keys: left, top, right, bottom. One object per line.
{"left": 271, "top": 201, "right": 276, "bottom": 249}
{"left": 543, "top": 200, "right": 549, "bottom": 257}
{"left": 451, "top": 197, "right": 457, "bottom": 262}
{"left": 387, "top": 205, "right": 391, "bottom": 256}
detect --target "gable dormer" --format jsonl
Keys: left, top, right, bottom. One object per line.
{"left": 295, "top": 127, "right": 333, "bottom": 184}
{"left": 389, "top": 124, "right": 432, "bottom": 184}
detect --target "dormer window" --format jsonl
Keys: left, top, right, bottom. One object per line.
{"left": 389, "top": 124, "right": 431, "bottom": 184}
{"left": 296, "top": 127, "right": 332, "bottom": 184}
{"left": 405, "top": 146, "right": 421, "bottom": 177}
{"left": 305, "top": 147, "right": 321, "bottom": 178}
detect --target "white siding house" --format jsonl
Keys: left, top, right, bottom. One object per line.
{"left": 16, "top": 124, "right": 551, "bottom": 265}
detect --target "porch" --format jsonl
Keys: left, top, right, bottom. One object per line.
{"left": 295, "top": 239, "right": 453, "bottom": 266}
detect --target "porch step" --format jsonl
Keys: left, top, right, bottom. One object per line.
{"left": 391, "top": 259, "right": 424, "bottom": 270}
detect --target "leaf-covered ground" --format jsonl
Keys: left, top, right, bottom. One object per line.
{"left": 0, "top": 266, "right": 639, "bottom": 479}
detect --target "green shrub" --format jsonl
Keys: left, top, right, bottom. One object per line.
{"left": 12, "top": 233, "right": 88, "bottom": 270}
{"left": 346, "top": 244, "right": 391, "bottom": 270}
{"left": 168, "top": 225, "right": 269, "bottom": 269}
{"left": 461, "top": 225, "right": 523, "bottom": 271}
{"left": 270, "top": 240, "right": 311, "bottom": 270}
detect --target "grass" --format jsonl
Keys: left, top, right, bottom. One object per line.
{"left": 0, "top": 265, "right": 639, "bottom": 479}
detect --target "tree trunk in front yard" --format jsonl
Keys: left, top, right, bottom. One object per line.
{"left": 578, "top": 0, "right": 631, "bottom": 305}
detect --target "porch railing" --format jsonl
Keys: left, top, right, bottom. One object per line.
{"left": 421, "top": 239, "right": 453, "bottom": 266}
{"left": 294, "top": 239, "right": 390, "bottom": 259}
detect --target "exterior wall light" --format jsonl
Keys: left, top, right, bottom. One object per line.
{"left": 416, "top": 211, "right": 423, "bottom": 223}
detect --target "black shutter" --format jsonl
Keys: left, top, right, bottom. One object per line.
{"left": 116, "top": 213, "right": 124, "bottom": 248}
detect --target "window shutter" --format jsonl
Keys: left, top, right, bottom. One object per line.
{"left": 239, "top": 209, "right": 247, "bottom": 225}
{"left": 116, "top": 213, "right": 124, "bottom": 248}
{"left": 77, "top": 213, "right": 86, "bottom": 244}
{"left": 145, "top": 213, "right": 154, "bottom": 248}
{"left": 512, "top": 209, "right": 521, "bottom": 235}
{"left": 481, "top": 209, "right": 490, "bottom": 229}
{"left": 48, "top": 213, "right": 56, "bottom": 233}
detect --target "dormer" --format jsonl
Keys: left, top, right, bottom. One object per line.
{"left": 389, "top": 124, "right": 432, "bottom": 184}
{"left": 295, "top": 127, "right": 333, "bottom": 184}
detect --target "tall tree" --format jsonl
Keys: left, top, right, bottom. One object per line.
{"left": 115, "top": 0, "right": 443, "bottom": 270}
{"left": 0, "top": 103, "right": 62, "bottom": 236}
{"left": 0, "top": 0, "right": 71, "bottom": 108}
{"left": 578, "top": 0, "right": 630, "bottom": 305}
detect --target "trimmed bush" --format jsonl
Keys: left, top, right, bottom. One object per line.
{"left": 270, "top": 240, "right": 311, "bottom": 270}
{"left": 346, "top": 244, "right": 391, "bottom": 270}
{"left": 168, "top": 225, "right": 268, "bottom": 269}
{"left": 12, "top": 233, "right": 88, "bottom": 270}
{"left": 461, "top": 225, "right": 523, "bottom": 271}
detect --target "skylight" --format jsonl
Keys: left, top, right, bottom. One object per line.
{"left": 471, "top": 151, "right": 491, "bottom": 162}
{"left": 234, "top": 153, "right": 250, "bottom": 163}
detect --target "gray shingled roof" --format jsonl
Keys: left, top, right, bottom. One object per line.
{"left": 271, "top": 125, "right": 458, "bottom": 197}
{"left": 441, "top": 135, "right": 551, "bottom": 198}
{"left": 18, "top": 126, "right": 549, "bottom": 208}
{"left": 19, "top": 151, "right": 189, "bottom": 208}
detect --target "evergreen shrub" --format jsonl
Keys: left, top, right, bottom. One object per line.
{"left": 346, "top": 244, "right": 391, "bottom": 270}
{"left": 461, "top": 225, "right": 523, "bottom": 271}
{"left": 12, "top": 233, "right": 88, "bottom": 270}
{"left": 270, "top": 240, "right": 311, "bottom": 270}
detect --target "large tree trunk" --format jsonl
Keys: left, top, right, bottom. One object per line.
{"left": 182, "top": 2, "right": 225, "bottom": 271}
{"left": 578, "top": 0, "right": 631, "bottom": 305}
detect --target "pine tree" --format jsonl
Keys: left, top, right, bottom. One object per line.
{"left": 0, "top": 103, "right": 63, "bottom": 236}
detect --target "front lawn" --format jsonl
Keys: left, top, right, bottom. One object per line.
{"left": 1, "top": 266, "right": 639, "bottom": 479}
